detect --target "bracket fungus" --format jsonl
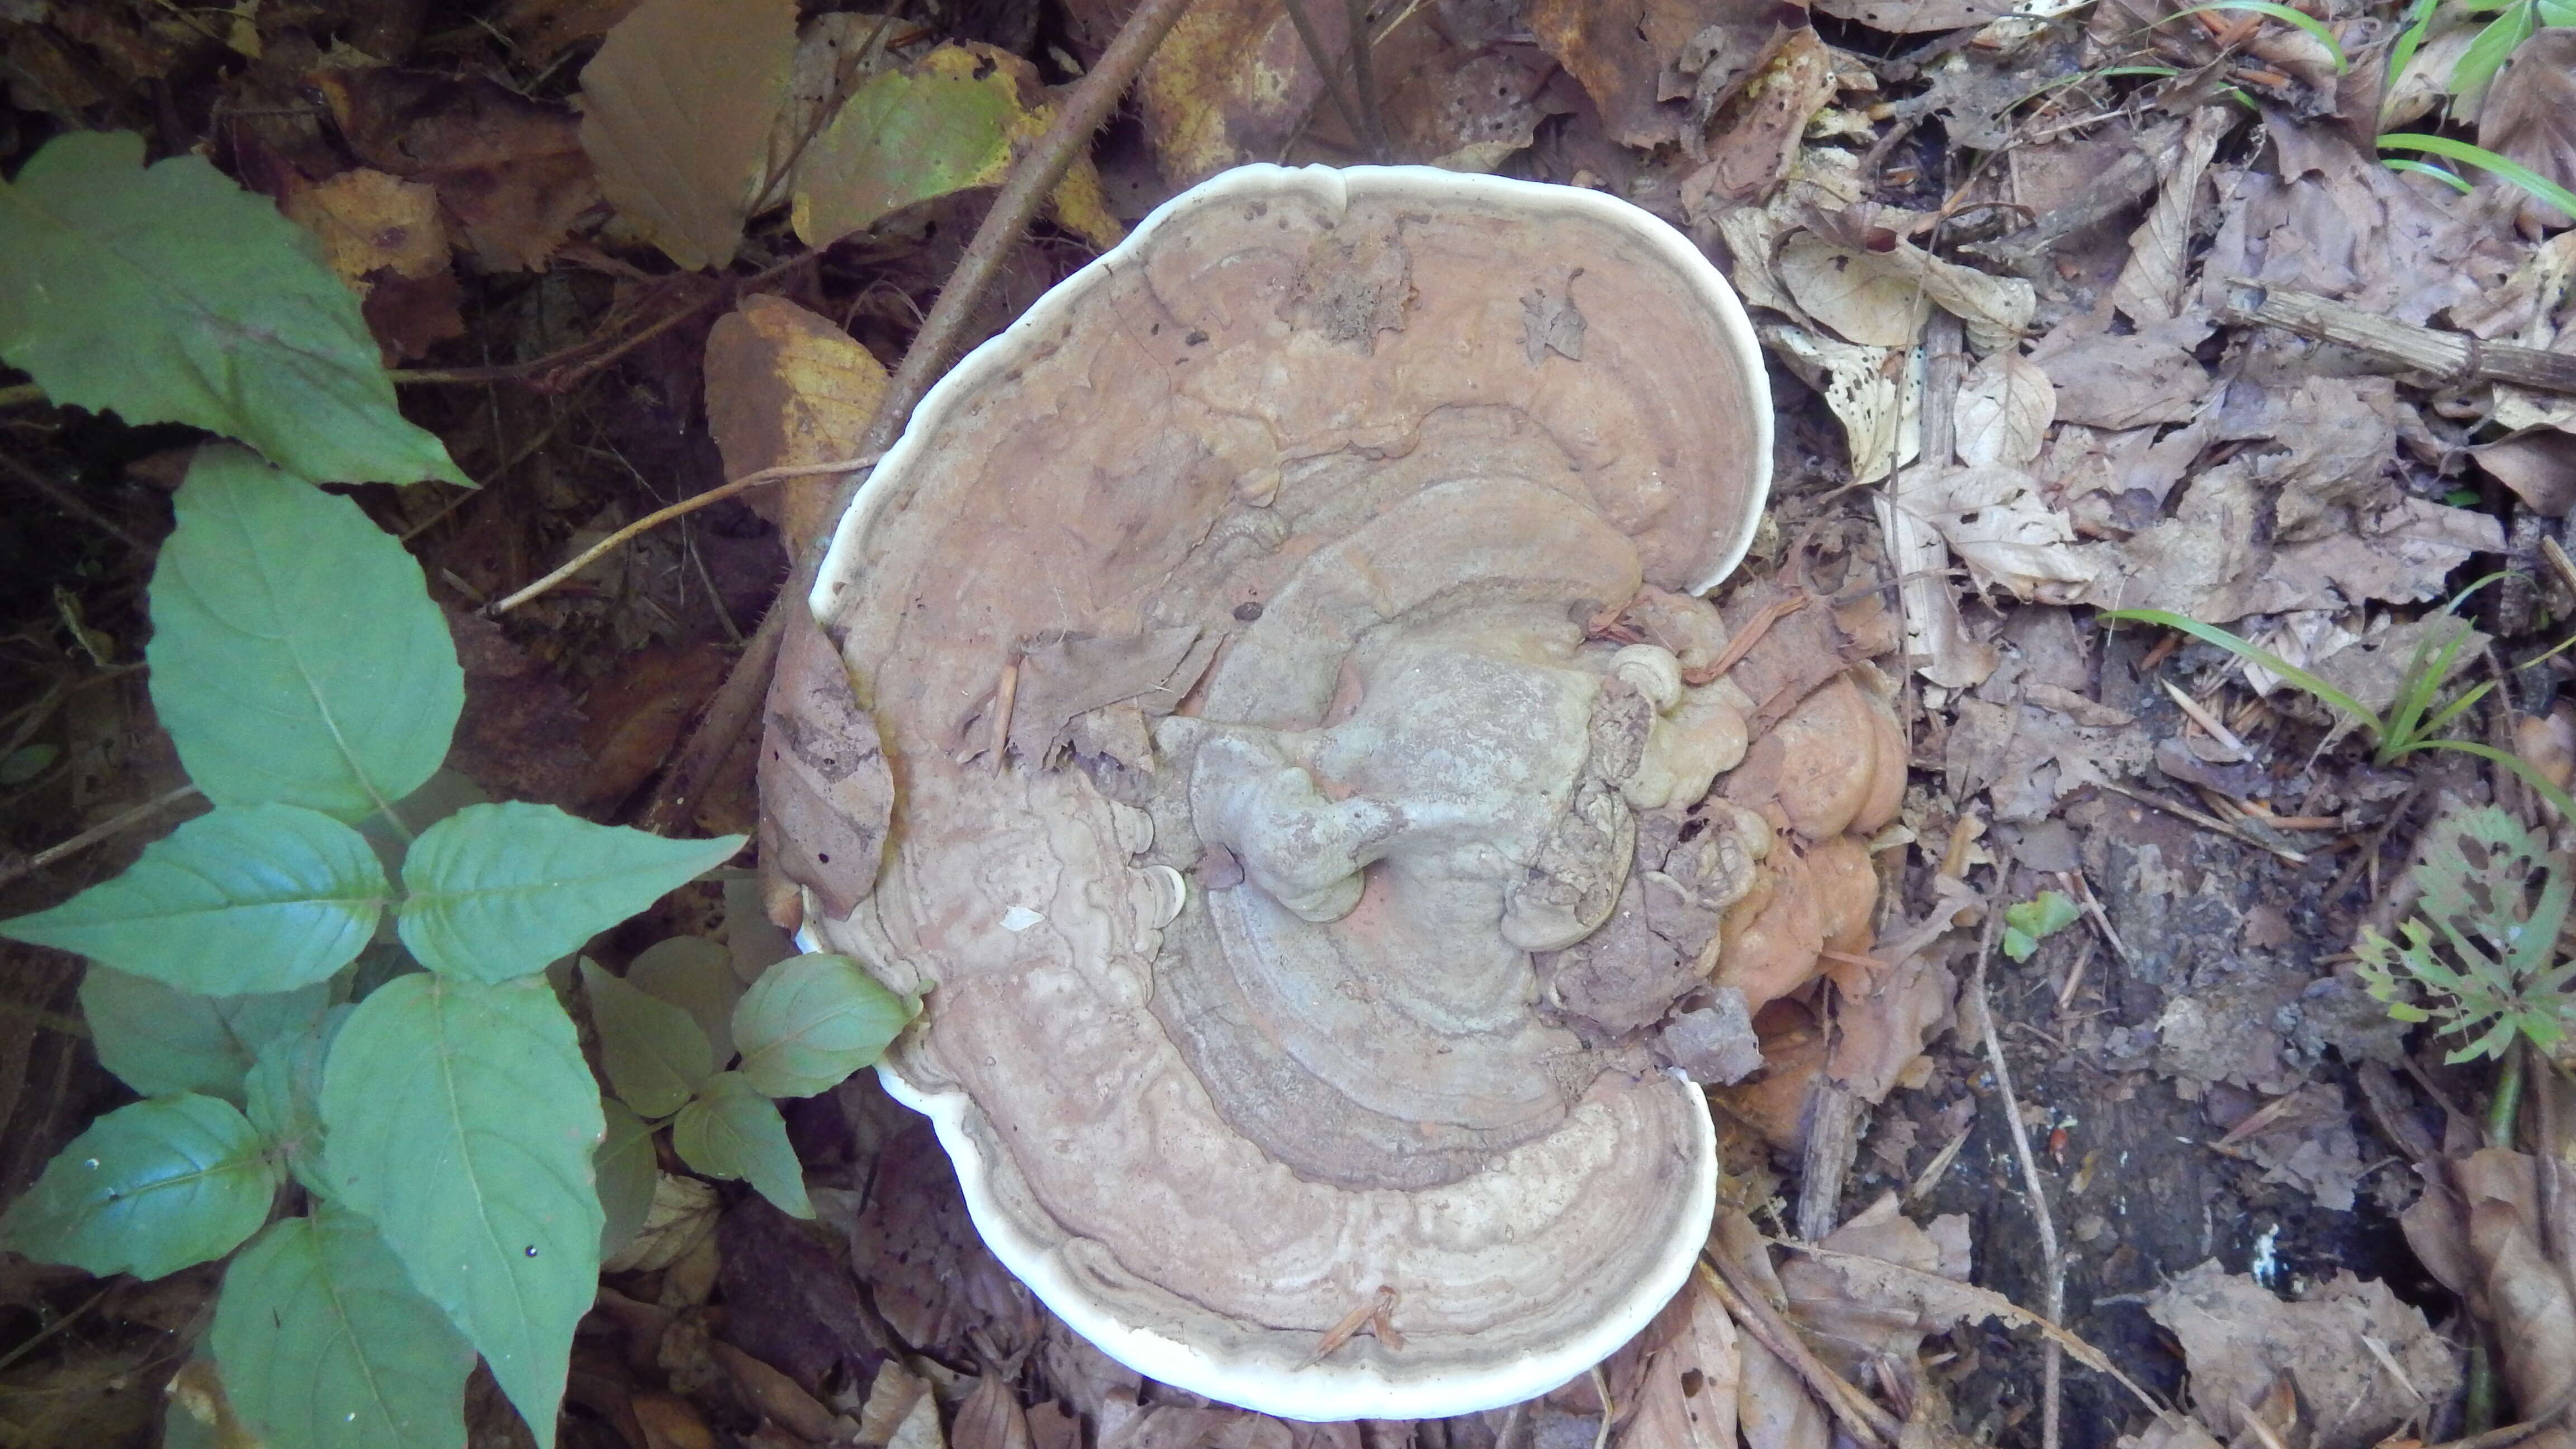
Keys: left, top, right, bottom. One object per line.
{"left": 788, "top": 164, "right": 1859, "bottom": 1419}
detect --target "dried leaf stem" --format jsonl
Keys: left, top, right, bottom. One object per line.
{"left": 488, "top": 454, "right": 882, "bottom": 615}
{"left": 1698, "top": 1255, "right": 1902, "bottom": 1446}
{"left": 638, "top": 0, "right": 1200, "bottom": 832}
{"left": 0, "top": 784, "right": 200, "bottom": 890}
{"left": 1965, "top": 904, "right": 2066, "bottom": 1449}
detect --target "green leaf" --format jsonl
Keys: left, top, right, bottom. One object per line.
{"left": 148, "top": 448, "right": 464, "bottom": 819}
{"left": 1, "top": 803, "right": 387, "bottom": 993}
{"left": 792, "top": 48, "right": 1027, "bottom": 247}
{"left": 80, "top": 964, "right": 329, "bottom": 1103}
{"left": 733, "top": 953, "right": 913, "bottom": 1099}
{"left": 0, "top": 131, "right": 464, "bottom": 486}
{"left": 672, "top": 1072, "right": 811, "bottom": 1219}
{"left": 581, "top": 959, "right": 716, "bottom": 1117}
{"left": 245, "top": 1005, "right": 353, "bottom": 1198}
{"left": 0, "top": 742, "right": 57, "bottom": 785}
{"left": 396, "top": 803, "right": 743, "bottom": 983}
{"left": 0, "top": 1094, "right": 281, "bottom": 1280}
{"left": 2380, "top": 133, "right": 2576, "bottom": 221}
{"left": 626, "top": 935, "right": 742, "bottom": 1063}
{"left": 212, "top": 1207, "right": 474, "bottom": 1449}
{"left": 318, "top": 973, "right": 602, "bottom": 1449}
{"left": 2159, "top": 0, "right": 2349, "bottom": 67}
{"left": 2097, "top": 609, "right": 2384, "bottom": 731}
{"left": 595, "top": 1098, "right": 659, "bottom": 1263}
{"left": 2451, "top": 0, "right": 2537, "bottom": 101}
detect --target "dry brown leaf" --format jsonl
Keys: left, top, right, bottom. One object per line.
{"left": 954, "top": 1372, "right": 1037, "bottom": 1449}
{"left": 1782, "top": 1243, "right": 2149, "bottom": 1400}
{"left": 2402, "top": 1149, "right": 2576, "bottom": 1423}
{"left": 2026, "top": 330, "right": 2209, "bottom": 429}
{"left": 1683, "top": 29, "right": 1839, "bottom": 208}
{"left": 1135, "top": 0, "right": 1348, "bottom": 184}
{"left": 1802, "top": 207, "right": 2034, "bottom": 350}
{"left": 2144, "top": 1261, "right": 2461, "bottom": 1449}
{"left": 1809, "top": 0, "right": 2009, "bottom": 32}
{"left": 1774, "top": 235, "right": 1929, "bottom": 347}
{"left": 709, "top": 1339, "right": 839, "bottom": 1442}
{"left": 314, "top": 70, "right": 600, "bottom": 271}
{"left": 1620, "top": 1265, "right": 1742, "bottom": 1449}
{"left": 2471, "top": 428, "right": 2576, "bottom": 516}
{"left": 704, "top": 294, "right": 890, "bottom": 557}
{"left": 1527, "top": 0, "right": 1804, "bottom": 151}
{"left": 282, "top": 168, "right": 449, "bottom": 287}
{"left": 579, "top": 0, "right": 797, "bottom": 270}
{"left": 1898, "top": 465, "right": 2095, "bottom": 599}
{"left": 1761, "top": 324, "right": 1917, "bottom": 484}
{"left": 760, "top": 608, "right": 895, "bottom": 922}
{"left": 2478, "top": 29, "right": 2576, "bottom": 229}
{"left": 1953, "top": 351, "right": 2052, "bottom": 467}
{"left": 499, "top": 0, "right": 642, "bottom": 63}
{"left": 2110, "top": 107, "right": 2232, "bottom": 324}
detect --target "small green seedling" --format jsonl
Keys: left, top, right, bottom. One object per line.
{"left": 2355, "top": 806, "right": 2575, "bottom": 1063}
{"left": 2002, "top": 890, "right": 2082, "bottom": 962}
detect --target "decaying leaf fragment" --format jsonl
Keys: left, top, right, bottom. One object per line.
{"left": 2147, "top": 1260, "right": 2462, "bottom": 1449}
{"left": 761, "top": 607, "right": 894, "bottom": 924}
{"left": 704, "top": 293, "right": 890, "bottom": 557}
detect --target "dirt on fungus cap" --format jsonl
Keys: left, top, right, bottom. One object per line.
{"left": 802, "top": 164, "right": 1772, "bottom": 1420}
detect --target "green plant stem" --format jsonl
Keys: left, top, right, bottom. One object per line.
{"left": 2488, "top": 1044, "right": 2526, "bottom": 1149}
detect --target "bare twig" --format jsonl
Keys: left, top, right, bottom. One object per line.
{"left": 1278, "top": 0, "right": 1369, "bottom": 150}
{"left": 0, "top": 451, "right": 151, "bottom": 553}
{"left": 2096, "top": 779, "right": 2309, "bottom": 864}
{"left": 1343, "top": 0, "right": 1389, "bottom": 160}
{"left": 637, "top": 0, "right": 1200, "bottom": 833}
{"left": 1699, "top": 1256, "right": 1902, "bottom": 1446}
{"left": 0, "top": 784, "right": 200, "bottom": 889}
{"left": 1966, "top": 905, "right": 2065, "bottom": 1449}
{"left": 2225, "top": 279, "right": 2576, "bottom": 395}
{"left": 489, "top": 454, "right": 881, "bottom": 615}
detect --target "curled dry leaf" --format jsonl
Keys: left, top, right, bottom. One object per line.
{"left": 1527, "top": 0, "right": 1807, "bottom": 151}
{"left": 2399, "top": 1148, "right": 2576, "bottom": 1427}
{"left": 760, "top": 607, "right": 895, "bottom": 923}
{"left": 1618, "top": 1264, "right": 1740, "bottom": 1449}
{"left": 2477, "top": 29, "right": 2576, "bottom": 229}
{"left": 1760, "top": 323, "right": 1919, "bottom": 484}
{"left": 1775, "top": 1193, "right": 1971, "bottom": 1377}
{"left": 579, "top": 0, "right": 798, "bottom": 271}
{"left": 1953, "top": 351, "right": 2052, "bottom": 467}
{"left": 1681, "top": 29, "right": 1839, "bottom": 210}
{"left": 313, "top": 70, "right": 599, "bottom": 271}
{"left": 1774, "top": 234, "right": 1929, "bottom": 348}
{"left": 2110, "top": 107, "right": 2232, "bottom": 325}
{"left": 703, "top": 293, "right": 891, "bottom": 557}
{"left": 2144, "top": 1260, "right": 2463, "bottom": 1449}
{"left": 1898, "top": 465, "right": 2095, "bottom": 600}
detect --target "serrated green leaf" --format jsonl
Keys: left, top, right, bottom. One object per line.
{"left": 671, "top": 1072, "right": 810, "bottom": 1219}
{"left": 2, "top": 803, "right": 387, "bottom": 993}
{"left": 148, "top": 449, "right": 463, "bottom": 819}
{"left": 246, "top": 1005, "right": 353, "bottom": 1198}
{"left": 581, "top": 959, "right": 715, "bottom": 1117}
{"left": 318, "top": 973, "right": 601, "bottom": 1449}
{"left": 733, "top": 953, "right": 912, "bottom": 1098}
{"left": 0, "top": 131, "right": 464, "bottom": 486}
{"left": 595, "top": 1098, "right": 658, "bottom": 1262}
{"left": 2000, "top": 891, "right": 2081, "bottom": 964}
{"left": 0, "top": 1094, "right": 281, "bottom": 1280}
{"left": 80, "top": 964, "right": 329, "bottom": 1103}
{"left": 212, "top": 1207, "right": 474, "bottom": 1449}
{"left": 396, "top": 803, "right": 743, "bottom": 983}
{"left": 792, "top": 47, "right": 1025, "bottom": 247}
{"left": 626, "top": 935, "right": 741, "bottom": 1063}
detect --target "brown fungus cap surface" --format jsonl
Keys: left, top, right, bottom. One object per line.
{"left": 803, "top": 165, "right": 1770, "bottom": 1420}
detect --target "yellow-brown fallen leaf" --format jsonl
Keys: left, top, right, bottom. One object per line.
{"left": 704, "top": 293, "right": 889, "bottom": 557}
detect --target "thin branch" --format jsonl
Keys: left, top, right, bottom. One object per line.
{"left": 0, "top": 784, "right": 201, "bottom": 889}
{"left": 1698, "top": 1256, "right": 1902, "bottom": 1446}
{"left": 638, "top": 0, "right": 1201, "bottom": 832}
{"left": 0, "top": 451, "right": 151, "bottom": 553}
{"left": 1966, "top": 905, "right": 2066, "bottom": 1449}
{"left": 489, "top": 453, "right": 882, "bottom": 615}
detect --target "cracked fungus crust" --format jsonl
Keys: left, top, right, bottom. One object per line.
{"left": 806, "top": 165, "right": 1770, "bottom": 1420}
